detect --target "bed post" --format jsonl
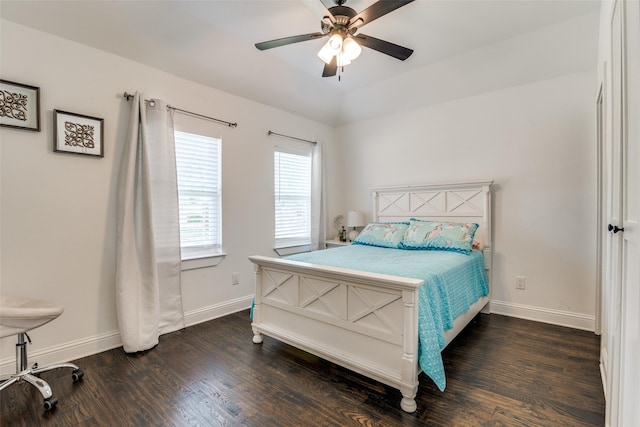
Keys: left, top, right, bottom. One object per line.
{"left": 371, "top": 190, "right": 379, "bottom": 222}
{"left": 481, "top": 182, "right": 492, "bottom": 314}
{"left": 400, "top": 288, "right": 419, "bottom": 413}
{"left": 252, "top": 263, "right": 263, "bottom": 344}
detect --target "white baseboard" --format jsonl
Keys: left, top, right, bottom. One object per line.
{"left": 490, "top": 300, "right": 595, "bottom": 332}
{"left": 1, "top": 330, "right": 122, "bottom": 378}
{"left": 1, "top": 296, "right": 253, "bottom": 379}
{"left": 183, "top": 295, "right": 253, "bottom": 327}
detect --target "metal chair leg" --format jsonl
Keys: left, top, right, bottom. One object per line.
{"left": 22, "top": 373, "right": 53, "bottom": 399}
{"left": 0, "top": 331, "right": 83, "bottom": 411}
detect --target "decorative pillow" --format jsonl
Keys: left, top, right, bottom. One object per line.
{"left": 399, "top": 219, "right": 479, "bottom": 254}
{"left": 352, "top": 222, "right": 409, "bottom": 249}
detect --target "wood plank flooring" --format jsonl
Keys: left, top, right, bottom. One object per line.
{"left": 0, "top": 311, "right": 604, "bottom": 426}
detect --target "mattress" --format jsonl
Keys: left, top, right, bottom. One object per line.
{"left": 287, "top": 244, "right": 489, "bottom": 390}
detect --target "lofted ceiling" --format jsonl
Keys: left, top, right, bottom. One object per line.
{"left": 0, "top": 0, "right": 601, "bottom": 126}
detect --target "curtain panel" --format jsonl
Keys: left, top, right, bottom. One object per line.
{"left": 115, "top": 92, "right": 185, "bottom": 353}
{"left": 311, "top": 142, "right": 326, "bottom": 251}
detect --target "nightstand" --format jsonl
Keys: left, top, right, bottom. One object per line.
{"left": 325, "top": 238, "right": 350, "bottom": 248}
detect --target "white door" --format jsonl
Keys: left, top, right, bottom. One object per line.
{"left": 603, "top": 2, "right": 624, "bottom": 422}
{"left": 617, "top": 0, "right": 639, "bottom": 424}
{"left": 605, "top": 1, "right": 640, "bottom": 425}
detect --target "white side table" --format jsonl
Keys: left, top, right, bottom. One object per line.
{"left": 325, "top": 238, "right": 350, "bottom": 248}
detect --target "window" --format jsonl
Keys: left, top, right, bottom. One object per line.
{"left": 174, "top": 131, "right": 222, "bottom": 260}
{"left": 274, "top": 148, "right": 312, "bottom": 249}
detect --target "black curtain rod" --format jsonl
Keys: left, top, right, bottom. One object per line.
{"left": 268, "top": 130, "right": 317, "bottom": 146}
{"left": 123, "top": 92, "right": 237, "bottom": 128}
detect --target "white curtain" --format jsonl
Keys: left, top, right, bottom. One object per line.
{"left": 311, "top": 141, "right": 326, "bottom": 251}
{"left": 115, "top": 92, "right": 185, "bottom": 353}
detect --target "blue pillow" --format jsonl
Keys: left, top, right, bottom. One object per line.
{"left": 399, "top": 219, "right": 478, "bottom": 254}
{"left": 352, "top": 222, "right": 409, "bottom": 249}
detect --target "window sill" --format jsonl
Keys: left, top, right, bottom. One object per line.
{"left": 274, "top": 244, "right": 311, "bottom": 256}
{"left": 181, "top": 253, "right": 226, "bottom": 271}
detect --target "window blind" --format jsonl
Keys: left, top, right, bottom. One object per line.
{"left": 174, "top": 131, "right": 222, "bottom": 259}
{"left": 274, "top": 149, "right": 311, "bottom": 248}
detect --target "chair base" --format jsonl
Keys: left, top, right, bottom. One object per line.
{"left": 0, "top": 332, "right": 84, "bottom": 411}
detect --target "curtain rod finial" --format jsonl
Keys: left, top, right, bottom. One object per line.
{"left": 123, "top": 91, "right": 134, "bottom": 100}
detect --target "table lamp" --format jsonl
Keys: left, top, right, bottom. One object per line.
{"left": 346, "top": 210, "right": 365, "bottom": 242}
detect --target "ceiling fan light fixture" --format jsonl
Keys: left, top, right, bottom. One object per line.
{"left": 317, "top": 42, "right": 336, "bottom": 64}
{"left": 342, "top": 37, "right": 362, "bottom": 61}
{"left": 318, "top": 33, "right": 344, "bottom": 64}
{"left": 327, "top": 34, "right": 343, "bottom": 50}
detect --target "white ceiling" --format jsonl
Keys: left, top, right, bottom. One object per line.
{"left": 0, "top": 0, "right": 601, "bottom": 126}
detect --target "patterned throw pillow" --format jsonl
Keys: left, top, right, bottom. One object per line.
{"left": 352, "top": 222, "right": 409, "bottom": 249}
{"left": 399, "top": 219, "right": 478, "bottom": 254}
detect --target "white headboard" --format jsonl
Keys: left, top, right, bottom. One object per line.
{"left": 371, "top": 180, "right": 493, "bottom": 270}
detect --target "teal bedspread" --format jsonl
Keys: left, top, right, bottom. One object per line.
{"left": 287, "top": 245, "right": 489, "bottom": 391}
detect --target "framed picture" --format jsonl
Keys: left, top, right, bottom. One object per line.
{"left": 0, "top": 79, "right": 41, "bottom": 131}
{"left": 53, "top": 110, "right": 104, "bottom": 158}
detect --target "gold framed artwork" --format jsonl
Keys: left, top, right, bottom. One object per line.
{"left": 53, "top": 110, "right": 104, "bottom": 158}
{"left": 0, "top": 79, "right": 41, "bottom": 131}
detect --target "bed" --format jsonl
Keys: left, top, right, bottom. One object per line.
{"left": 249, "top": 181, "right": 493, "bottom": 412}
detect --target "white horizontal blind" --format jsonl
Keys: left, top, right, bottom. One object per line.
{"left": 274, "top": 149, "right": 311, "bottom": 248}
{"left": 174, "top": 131, "right": 222, "bottom": 259}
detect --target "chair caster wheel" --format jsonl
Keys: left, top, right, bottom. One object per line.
{"left": 44, "top": 396, "right": 58, "bottom": 411}
{"left": 72, "top": 369, "right": 84, "bottom": 382}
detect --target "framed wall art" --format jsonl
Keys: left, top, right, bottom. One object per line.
{"left": 53, "top": 110, "right": 104, "bottom": 158}
{"left": 0, "top": 79, "right": 41, "bottom": 131}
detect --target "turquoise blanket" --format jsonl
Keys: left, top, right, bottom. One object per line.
{"left": 287, "top": 245, "right": 489, "bottom": 391}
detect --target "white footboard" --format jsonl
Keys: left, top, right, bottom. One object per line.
{"left": 249, "top": 255, "right": 424, "bottom": 413}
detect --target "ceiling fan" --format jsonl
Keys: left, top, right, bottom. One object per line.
{"left": 255, "top": 0, "right": 415, "bottom": 78}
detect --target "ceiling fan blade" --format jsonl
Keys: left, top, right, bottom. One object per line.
{"left": 255, "top": 32, "right": 325, "bottom": 50}
{"left": 322, "top": 56, "right": 337, "bottom": 77}
{"left": 348, "top": 0, "right": 414, "bottom": 30}
{"left": 354, "top": 34, "right": 413, "bottom": 60}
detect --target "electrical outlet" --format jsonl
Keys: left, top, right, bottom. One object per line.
{"left": 516, "top": 276, "right": 526, "bottom": 290}
{"left": 232, "top": 272, "right": 240, "bottom": 286}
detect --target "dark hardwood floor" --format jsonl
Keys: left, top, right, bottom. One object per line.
{"left": 0, "top": 311, "right": 604, "bottom": 426}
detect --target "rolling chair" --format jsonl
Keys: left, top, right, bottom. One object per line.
{"left": 0, "top": 295, "right": 84, "bottom": 411}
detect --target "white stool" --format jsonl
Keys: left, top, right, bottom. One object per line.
{"left": 0, "top": 295, "right": 84, "bottom": 411}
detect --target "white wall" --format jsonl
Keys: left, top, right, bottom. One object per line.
{"left": 338, "top": 69, "right": 597, "bottom": 330}
{"left": 0, "top": 20, "right": 342, "bottom": 372}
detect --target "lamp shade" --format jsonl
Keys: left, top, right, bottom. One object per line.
{"left": 347, "top": 210, "right": 365, "bottom": 228}
{"left": 342, "top": 37, "right": 362, "bottom": 61}
{"left": 318, "top": 34, "right": 343, "bottom": 64}
{"left": 317, "top": 41, "right": 335, "bottom": 64}
{"left": 327, "top": 34, "right": 343, "bottom": 50}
